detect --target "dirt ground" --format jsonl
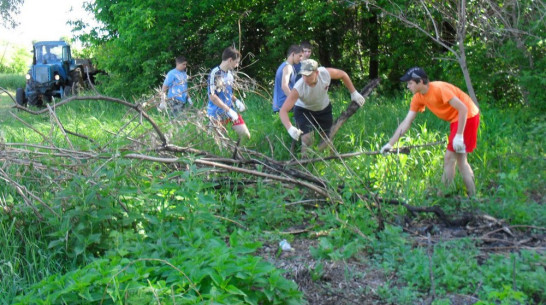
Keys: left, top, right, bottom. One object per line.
{"left": 257, "top": 215, "right": 545, "bottom": 305}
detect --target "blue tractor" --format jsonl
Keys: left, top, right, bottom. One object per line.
{"left": 16, "top": 41, "right": 88, "bottom": 106}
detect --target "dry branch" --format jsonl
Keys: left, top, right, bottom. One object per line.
{"left": 123, "top": 153, "right": 331, "bottom": 198}
{"left": 318, "top": 78, "right": 380, "bottom": 150}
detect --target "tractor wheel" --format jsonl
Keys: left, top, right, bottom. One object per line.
{"left": 15, "top": 88, "right": 26, "bottom": 106}
{"left": 63, "top": 85, "right": 72, "bottom": 98}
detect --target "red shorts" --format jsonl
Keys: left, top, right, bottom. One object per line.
{"left": 448, "top": 113, "right": 480, "bottom": 153}
{"left": 222, "top": 113, "right": 246, "bottom": 126}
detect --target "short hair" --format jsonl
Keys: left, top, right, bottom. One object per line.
{"left": 300, "top": 41, "right": 312, "bottom": 50}
{"left": 412, "top": 75, "right": 429, "bottom": 84}
{"left": 175, "top": 56, "right": 187, "bottom": 64}
{"left": 287, "top": 44, "right": 303, "bottom": 57}
{"left": 222, "top": 46, "right": 241, "bottom": 61}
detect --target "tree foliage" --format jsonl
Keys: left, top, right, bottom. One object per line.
{"left": 0, "top": 0, "right": 24, "bottom": 29}
{"left": 72, "top": 0, "right": 544, "bottom": 109}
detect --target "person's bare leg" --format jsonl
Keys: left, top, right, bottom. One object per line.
{"left": 440, "top": 150, "right": 458, "bottom": 195}
{"left": 456, "top": 153, "right": 476, "bottom": 196}
{"left": 301, "top": 131, "right": 314, "bottom": 158}
{"left": 232, "top": 124, "right": 250, "bottom": 140}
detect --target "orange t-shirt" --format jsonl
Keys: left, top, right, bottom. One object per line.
{"left": 409, "top": 81, "right": 479, "bottom": 123}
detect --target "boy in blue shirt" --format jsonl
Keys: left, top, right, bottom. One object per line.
{"left": 161, "top": 56, "right": 192, "bottom": 116}
{"left": 272, "top": 45, "right": 303, "bottom": 112}
{"left": 207, "top": 46, "right": 250, "bottom": 140}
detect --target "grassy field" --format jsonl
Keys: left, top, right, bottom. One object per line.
{"left": 0, "top": 75, "right": 544, "bottom": 304}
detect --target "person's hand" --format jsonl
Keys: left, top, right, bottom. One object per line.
{"left": 187, "top": 97, "right": 193, "bottom": 105}
{"left": 235, "top": 99, "right": 246, "bottom": 112}
{"left": 380, "top": 143, "right": 392, "bottom": 154}
{"left": 288, "top": 126, "right": 303, "bottom": 141}
{"left": 453, "top": 134, "right": 466, "bottom": 153}
{"left": 350, "top": 91, "right": 366, "bottom": 107}
{"left": 158, "top": 93, "right": 167, "bottom": 112}
{"left": 227, "top": 108, "right": 239, "bottom": 121}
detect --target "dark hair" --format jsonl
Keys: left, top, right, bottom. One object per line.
{"left": 287, "top": 44, "right": 303, "bottom": 57}
{"left": 300, "top": 41, "right": 312, "bottom": 50}
{"left": 175, "top": 56, "right": 187, "bottom": 64}
{"left": 413, "top": 77, "right": 429, "bottom": 84}
{"left": 222, "top": 46, "right": 241, "bottom": 61}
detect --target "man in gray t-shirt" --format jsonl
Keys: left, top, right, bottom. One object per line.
{"left": 279, "top": 59, "right": 365, "bottom": 155}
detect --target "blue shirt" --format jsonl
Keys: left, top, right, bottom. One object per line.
{"left": 163, "top": 68, "right": 188, "bottom": 103}
{"left": 293, "top": 62, "right": 302, "bottom": 83}
{"left": 272, "top": 62, "right": 296, "bottom": 112}
{"left": 207, "top": 66, "right": 235, "bottom": 118}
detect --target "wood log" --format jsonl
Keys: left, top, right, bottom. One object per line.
{"left": 318, "top": 78, "right": 380, "bottom": 150}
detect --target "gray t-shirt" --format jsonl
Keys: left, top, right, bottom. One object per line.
{"left": 294, "top": 67, "right": 331, "bottom": 111}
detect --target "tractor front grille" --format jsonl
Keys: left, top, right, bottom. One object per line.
{"left": 35, "top": 66, "right": 50, "bottom": 83}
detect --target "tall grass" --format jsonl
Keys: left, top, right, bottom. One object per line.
{"left": 0, "top": 73, "right": 25, "bottom": 90}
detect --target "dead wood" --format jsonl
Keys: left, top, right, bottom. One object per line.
{"left": 376, "top": 195, "right": 475, "bottom": 227}
{"left": 286, "top": 141, "right": 444, "bottom": 166}
{"left": 317, "top": 78, "right": 380, "bottom": 151}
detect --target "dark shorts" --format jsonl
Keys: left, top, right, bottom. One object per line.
{"left": 293, "top": 103, "right": 333, "bottom": 135}
{"left": 168, "top": 99, "right": 189, "bottom": 114}
{"left": 448, "top": 113, "right": 480, "bottom": 153}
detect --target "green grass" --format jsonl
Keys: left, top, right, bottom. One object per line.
{"left": 0, "top": 73, "right": 25, "bottom": 90}
{"left": 0, "top": 84, "right": 544, "bottom": 304}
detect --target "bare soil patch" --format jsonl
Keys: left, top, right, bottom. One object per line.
{"left": 257, "top": 217, "right": 545, "bottom": 305}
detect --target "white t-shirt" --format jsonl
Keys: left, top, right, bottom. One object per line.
{"left": 294, "top": 67, "right": 331, "bottom": 111}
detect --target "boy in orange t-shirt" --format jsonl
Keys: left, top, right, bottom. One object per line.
{"left": 380, "top": 67, "right": 480, "bottom": 196}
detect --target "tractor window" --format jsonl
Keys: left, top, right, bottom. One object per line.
{"left": 47, "top": 46, "right": 63, "bottom": 62}
{"left": 36, "top": 47, "right": 45, "bottom": 63}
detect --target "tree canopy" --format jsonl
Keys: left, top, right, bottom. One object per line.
{"left": 0, "top": 0, "right": 24, "bottom": 29}
{"left": 73, "top": 0, "right": 545, "bottom": 109}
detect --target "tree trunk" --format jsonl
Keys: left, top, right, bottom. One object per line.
{"left": 458, "top": 43, "right": 479, "bottom": 107}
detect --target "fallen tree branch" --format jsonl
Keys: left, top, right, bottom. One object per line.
{"left": 318, "top": 78, "right": 381, "bottom": 151}
{"left": 376, "top": 195, "right": 475, "bottom": 227}
{"left": 123, "top": 153, "right": 332, "bottom": 198}
{"left": 286, "top": 141, "right": 444, "bottom": 166}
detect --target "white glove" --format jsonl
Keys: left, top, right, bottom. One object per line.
{"left": 158, "top": 93, "right": 167, "bottom": 111}
{"left": 350, "top": 91, "right": 366, "bottom": 107}
{"left": 380, "top": 143, "right": 392, "bottom": 154}
{"left": 453, "top": 134, "right": 466, "bottom": 153}
{"left": 187, "top": 97, "right": 193, "bottom": 105}
{"left": 235, "top": 99, "right": 246, "bottom": 112}
{"left": 288, "top": 126, "right": 303, "bottom": 141}
{"left": 227, "top": 108, "right": 239, "bottom": 121}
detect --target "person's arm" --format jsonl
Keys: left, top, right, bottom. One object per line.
{"left": 281, "top": 64, "right": 293, "bottom": 96}
{"left": 279, "top": 89, "right": 304, "bottom": 140}
{"left": 326, "top": 68, "right": 365, "bottom": 106}
{"left": 448, "top": 97, "right": 468, "bottom": 135}
{"left": 326, "top": 68, "right": 356, "bottom": 92}
{"left": 279, "top": 89, "right": 299, "bottom": 130}
{"left": 448, "top": 97, "right": 468, "bottom": 153}
{"left": 384, "top": 111, "right": 418, "bottom": 149}
{"left": 161, "top": 84, "right": 169, "bottom": 94}
{"left": 209, "top": 92, "right": 231, "bottom": 112}
{"left": 209, "top": 92, "right": 238, "bottom": 120}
